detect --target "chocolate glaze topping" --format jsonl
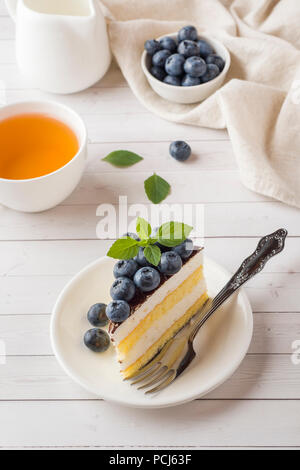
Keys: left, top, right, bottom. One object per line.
{"left": 108, "top": 248, "right": 202, "bottom": 335}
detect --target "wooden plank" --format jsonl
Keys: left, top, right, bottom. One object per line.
{"left": 0, "top": 61, "right": 127, "bottom": 89}
{"left": 6, "top": 87, "right": 146, "bottom": 114}
{"left": 0, "top": 40, "right": 14, "bottom": 63}
{"left": 1, "top": 273, "right": 300, "bottom": 314}
{"left": 0, "top": 355, "right": 299, "bottom": 400}
{"left": 0, "top": 400, "right": 299, "bottom": 447}
{"left": 0, "top": 312, "right": 298, "bottom": 352}
{"left": 0, "top": 202, "right": 297, "bottom": 241}
{"left": 0, "top": 236, "right": 296, "bottom": 277}
{"left": 88, "top": 140, "right": 237, "bottom": 172}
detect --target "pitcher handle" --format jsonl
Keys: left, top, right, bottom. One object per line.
{"left": 5, "top": 0, "right": 18, "bottom": 20}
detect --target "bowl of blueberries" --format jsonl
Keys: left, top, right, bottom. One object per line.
{"left": 141, "top": 25, "right": 231, "bottom": 104}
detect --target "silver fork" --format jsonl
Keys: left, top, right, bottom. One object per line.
{"left": 128, "top": 228, "right": 288, "bottom": 394}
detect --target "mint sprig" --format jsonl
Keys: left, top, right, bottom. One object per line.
{"left": 107, "top": 218, "right": 193, "bottom": 265}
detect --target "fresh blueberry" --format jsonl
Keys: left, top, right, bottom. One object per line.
{"left": 150, "top": 65, "right": 166, "bottom": 81}
{"left": 159, "top": 251, "right": 182, "bottom": 275}
{"left": 197, "top": 39, "right": 214, "bottom": 59}
{"left": 134, "top": 247, "right": 151, "bottom": 267}
{"left": 184, "top": 56, "right": 207, "bottom": 78}
{"left": 165, "top": 53, "right": 185, "bottom": 76}
{"left": 87, "top": 303, "right": 108, "bottom": 327}
{"left": 113, "top": 259, "right": 138, "bottom": 279}
{"left": 106, "top": 300, "right": 130, "bottom": 323}
{"left": 134, "top": 267, "right": 161, "bottom": 292}
{"left": 182, "top": 74, "right": 201, "bottom": 86}
{"left": 110, "top": 277, "right": 136, "bottom": 302}
{"left": 173, "top": 239, "right": 194, "bottom": 260}
{"left": 206, "top": 54, "right": 225, "bottom": 72}
{"left": 163, "top": 75, "right": 181, "bottom": 86}
{"left": 178, "top": 25, "right": 198, "bottom": 42}
{"left": 201, "top": 64, "right": 219, "bottom": 83}
{"left": 169, "top": 141, "right": 192, "bottom": 161}
{"left": 159, "top": 36, "right": 177, "bottom": 53}
{"left": 84, "top": 328, "right": 110, "bottom": 353}
{"left": 152, "top": 49, "right": 172, "bottom": 68}
{"left": 178, "top": 40, "right": 200, "bottom": 58}
{"left": 122, "top": 232, "right": 140, "bottom": 241}
{"left": 144, "top": 39, "right": 162, "bottom": 56}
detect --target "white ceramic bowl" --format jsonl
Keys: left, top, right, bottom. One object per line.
{"left": 141, "top": 33, "right": 231, "bottom": 104}
{"left": 0, "top": 101, "right": 87, "bottom": 212}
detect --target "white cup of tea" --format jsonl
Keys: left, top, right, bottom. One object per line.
{"left": 0, "top": 100, "right": 87, "bottom": 212}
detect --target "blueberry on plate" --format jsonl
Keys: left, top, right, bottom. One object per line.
{"left": 150, "top": 65, "right": 166, "bottom": 81}
{"left": 84, "top": 328, "right": 110, "bottom": 353}
{"left": 178, "top": 25, "right": 198, "bottom": 42}
{"left": 169, "top": 140, "right": 191, "bottom": 162}
{"left": 201, "top": 64, "right": 219, "bottom": 83}
{"left": 197, "top": 39, "right": 214, "bottom": 59}
{"left": 159, "top": 251, "right": 182, "bottom": 275}
{"left": 159, "top": 36, "right": 177, "bottom": 53}
{"left": 206, "top": 54, "right": 225, "bottom": 72}
{"left": 122, "top": 232, "right": 140, "bottom": 241}
{"left": 173, "top": 238, "right": 194, "bottom": 260}
{"left": 163, "top": 75, "right": 181, "bottom": 86}
{"left": 106, "top": 300, "right": 131, "bottom": 323}
{"left": 134, "top": 267, "right": 161, "bottom": 292}
{"left": 182, "top": 74, "right": 201, "bottom": 87}
{"left": 165, "top": 53, "right": 185, "bottom": 77}
{"left": 184, "top": 56, "right": 207, "bottom": 78}
{"left": 134, "top": 247, "right": 151, "bottom": 267}
{"left": 113, "top": 259, "right": 138, "bottom": 279}
{"left": 144, "top": 39, "right": 162, "bottom": 56}
{"left": 110, "top": 277, "right": 136, "bottom": 302}
{"left": 152, "top": 49, "right": 172, "bottom": 68}
{"left": 87, "top": 303, "right": 108, "bottom": 327}
{"left": 178, "top": 40, "right": 200, "bottom": 58}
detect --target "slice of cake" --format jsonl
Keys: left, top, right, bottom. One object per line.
{"left": 105, "top": 220, "right": 208, "bottom": 379}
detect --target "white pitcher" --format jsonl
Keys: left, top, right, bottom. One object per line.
{"left": 5, "top": 0, "right": 111, "bottom": 94}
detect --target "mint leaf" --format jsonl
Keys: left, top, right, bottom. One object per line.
{"left": 144, "top": 173, "right": 171, "bottom": 204}
{"left": 136, "top": 217, "right": 152, "bottom": 240}
{"left": 158, "top": 222, "right": 193, "bottom": 247}
{"left": 144, "top": 245, "right": 161, "bottom": 266}
{"left": 107, "top": 237, "right": 139, "bottom": 259}
{"left": 103, "top": 150, "right": 143, "bottom": 167}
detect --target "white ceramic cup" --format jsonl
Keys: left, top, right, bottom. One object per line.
{"left": 142, "top": 33, "right": 231, "bottom": 104}
{"left": 0, "top": 100, "right": 87, "bottom": 212}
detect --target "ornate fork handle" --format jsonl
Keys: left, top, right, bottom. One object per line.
{"left": 189, "top": 228, "right": 288, "bottom": 342}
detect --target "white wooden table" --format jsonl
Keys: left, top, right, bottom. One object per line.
{"left": 1, "top": 5, "right": 300, "bottom": 450}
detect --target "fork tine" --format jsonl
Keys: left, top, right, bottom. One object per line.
{"left": 124, "top": 339, "right": 173, "bottom": 381}
{"left": 138, "top": 366, "right": 168, "bottom": 390}
{"left": 130, "top": 364, "right": 161, "bottom": 385}
{"left": 145, "top": 370, "right": 176, "bottom": 394}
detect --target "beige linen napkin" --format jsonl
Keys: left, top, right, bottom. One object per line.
{"left": 101, "top": 0, "right": 300, "bottom": 208}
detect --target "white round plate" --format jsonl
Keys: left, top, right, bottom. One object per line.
{"left": 51, "top": 256, "right": 253, "bottom": 408}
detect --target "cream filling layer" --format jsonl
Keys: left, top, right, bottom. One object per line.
{"left": 111, "top": 250, "right": 204, "bottom": 346}
{"left": 119, "top": 278, "right": 207, "bottom": 370}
